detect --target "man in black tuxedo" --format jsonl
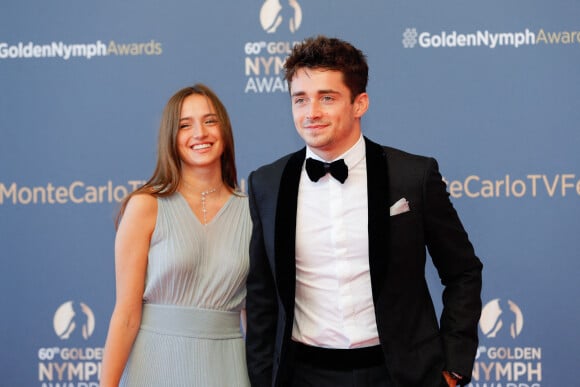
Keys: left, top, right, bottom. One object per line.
{"left": 245, "top": 35, "right": 483, "bottom": 387}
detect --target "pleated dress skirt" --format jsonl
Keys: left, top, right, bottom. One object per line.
{"left": 120, "top": 304, "right": 250, "bottom": 387}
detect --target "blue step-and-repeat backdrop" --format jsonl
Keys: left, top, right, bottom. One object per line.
{"left": 1, "top": 1, "right": 579, "bottom": 386}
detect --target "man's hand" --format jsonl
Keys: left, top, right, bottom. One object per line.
{"left": 442, "top": 370, "right": 461, "bottom": 387}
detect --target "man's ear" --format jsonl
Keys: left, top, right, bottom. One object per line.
{"left": 354, "top": 92, "right": 369, "bottom": 117}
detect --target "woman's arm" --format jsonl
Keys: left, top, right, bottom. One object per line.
{"left": 100, "top": 194, "right": 157, "bottom": 387}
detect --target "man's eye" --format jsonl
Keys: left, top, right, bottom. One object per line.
{"left": 321, "top": 96, "right": 334, "bottom": 102}
{"left": 294, "top": 98, "right": 305, "bottom": 105}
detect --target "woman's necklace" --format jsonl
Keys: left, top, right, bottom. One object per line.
{"left": 200, "top": 187, "right": 217, "bottom": 225}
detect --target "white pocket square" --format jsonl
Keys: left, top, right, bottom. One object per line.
{"left": 389, "top": 198, "right": 410, "bottom": 216}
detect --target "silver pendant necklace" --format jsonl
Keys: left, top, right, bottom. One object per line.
{"left": 200, "top": 188, "right": 217, "bottom": 225}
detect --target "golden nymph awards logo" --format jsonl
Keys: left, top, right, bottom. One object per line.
{"left": 243, "top": 1, "right": 303, "bottom": 93}
{"left": 260, "top": 0, "right": 302, "bottom": 34}
{"left": 468, "top": 299, "right": 542, "bottom": 387}
{"left": 37, "top": 301, "right": 103, "bottom": 386}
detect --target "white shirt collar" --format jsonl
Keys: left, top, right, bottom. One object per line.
{"left": 305, "top": 134, "right": 365, "bottom": 170}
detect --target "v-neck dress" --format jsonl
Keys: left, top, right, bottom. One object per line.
{"left": 120, "top": 192, "right": 251, "bottom": 387}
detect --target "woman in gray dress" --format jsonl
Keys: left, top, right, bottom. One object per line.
{"left": 100, "top": 84, "right": 251, "bottom": 386}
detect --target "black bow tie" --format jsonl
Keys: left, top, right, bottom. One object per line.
{"left": 305, "top": 158, "right": 348, "bottom": 184}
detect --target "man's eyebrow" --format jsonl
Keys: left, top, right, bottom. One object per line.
{"left": 291, "top": 89, "right": 340, "bottom": 97}
{"left": 318, "top": 89, "right": 340, "bottom": 95}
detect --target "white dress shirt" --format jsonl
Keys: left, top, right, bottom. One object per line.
{"left": 292, "top": 135, "right": 380, "bottom": 349}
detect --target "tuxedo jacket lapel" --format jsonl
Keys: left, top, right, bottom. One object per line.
{"left": 365, "top": 138, "right": 391, "bottom": 303}
{"left": 274, "top": 148, "right": 305, "bottom": 312}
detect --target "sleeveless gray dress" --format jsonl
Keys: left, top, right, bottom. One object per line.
{"left": 120, "top": 192, "right": 251, "bottom": 387}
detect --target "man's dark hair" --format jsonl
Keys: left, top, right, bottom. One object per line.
{"left": 283, "top": 35, "right": 368, "bottom": 102}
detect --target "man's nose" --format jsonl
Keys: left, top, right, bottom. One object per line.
{"left": 306, "top": 101, "right": 321, "bottom": 120}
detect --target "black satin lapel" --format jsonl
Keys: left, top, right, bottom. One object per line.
{"left": 275, "top": 148, "right": 305, "bottom": 312}
{"left": 365, "top": 138, "right": 390, "bottom": 303}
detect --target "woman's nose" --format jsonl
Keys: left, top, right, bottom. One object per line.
{"left": 192, "top": 122, "right": 207, "bottom": 138}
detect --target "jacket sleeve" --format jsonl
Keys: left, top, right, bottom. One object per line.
{"left": 245, "top": 171, "right": 278, "bottom": 387}
{"left": 422, "top": 157, "right": 483, "bottom": 385}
